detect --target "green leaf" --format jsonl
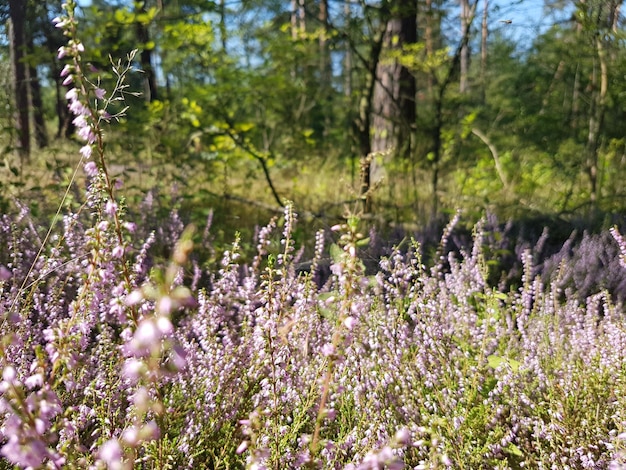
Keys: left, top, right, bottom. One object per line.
{"left": 329, "top": 243, "right": 343, "bottom": 263}
{"left": 356, "top": 237, "right": 370, "bottom": 247}
{"left": 504, "top": 443, "right": 523, "bottom": 457}
{"left": 488, "top": 355, "right": 520, "bottom": 372}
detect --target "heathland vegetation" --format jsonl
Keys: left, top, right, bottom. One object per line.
{"left": 2, "top": 0, "right": 626, "bottom": 468}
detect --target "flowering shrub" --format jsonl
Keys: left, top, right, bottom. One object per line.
{"left": 2, "top": 4, "right": 626, "bottom": 469}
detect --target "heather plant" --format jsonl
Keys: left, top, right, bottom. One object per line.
{"left": 4, "top": 5, "right": 626, "bottom": 470}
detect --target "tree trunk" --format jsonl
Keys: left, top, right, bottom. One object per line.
{"left": 370, "top": 0, "right": 417, "bottom": 178}
{"left": 135, "top": 3, "right": 158, "bottom": 102}
{"left": 585, "top": 36, "right": 607, "bottom": 208}
{"left": 27, "top": 35, "right": 48, "bottom": 149}
{"left": 479, "top": 0, "right": 487, "bottom": 102}
{"left": 219, "top": 0, "right": 227, "bottom": 52}
{"left": 356, "top": 24, "right": 386, "bottom": 212}
{"left": 8, "top": 0, "right": 30, "bottom": 161}
{"left": 319, "top": 0, "right": 332, "bottom": 137}
{"left": 459, "top": 0, "right": 471, "bottom": 94}
{"left": 291, "top": 0, "right": 298, "bottom": 40}
{"left": 429, "top": 0, "right": 476, "bottom": 219}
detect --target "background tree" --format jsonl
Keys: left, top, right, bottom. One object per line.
{"left": 8, "top": 0, "right": 29, "bottom": 160}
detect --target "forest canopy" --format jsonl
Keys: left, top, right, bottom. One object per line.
{"left": 1, "top": 0, "right": 625, "bottom": 231}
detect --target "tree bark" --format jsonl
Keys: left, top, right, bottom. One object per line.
{"left": 27, "top": 34, "right": 48, "bottom": 149}
{"left": 429, "top": 0, "right": 476, "bottom": 218}
{"left": 8, "top": 0, "right": 30, "bottom": 161}
{"left": 585, "top": 35, "right": 607, "bottom": 208}
{"left": 370, "top": 0, "right": 417, "bottom": 173}
{"left": 480, "top": 0, "right": 488, "bottom": 102}
{"left": 135, "top": 3, "right": 158, "bottom": 102}
{"left": 459, "top": 0, "right": 471, "bottom": 93}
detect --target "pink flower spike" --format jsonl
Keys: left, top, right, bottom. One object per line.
{"left": 62, "top": 75, "right": 73, "bottom": 86}
{"left": 60, "top": 64, "right": 72, "bottom": 77}
{"left": 57, "top": 46, "right": 67, "bottom": 59}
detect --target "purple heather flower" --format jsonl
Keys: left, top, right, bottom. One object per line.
{"left": 80, "top": 144, "right": 93, "bottom": 159}
{"left": 99, "top": 439, "right": 123, "bottom": 467}
{"left": 122, "top": 359, "right": 145, "bottom": 382}
{"left": 95, "top": 87, "right": 106, "bottom": 100}
{"left": 123, "top": 222, "right": 137, "bottom": 233}
{"left": 1, "top": 436, "right": 48, "bottom": 468}
{"left": 77, "top": 125, "right": 96, "bottom": 143}
{"left": 322, "top": 343, "right": 335, "bottom": 357}
{"left": 125, "top": 289, "right": 144, "bottom": 306}
{"left": 105, "top": 200, "right": 118, "bottom": 216}
{"left": 122, "top": 426, "right": 140, "bottom": 446}
{"left": 65, "top": 88, "right": 78, "bottom": 101}
{"left": 112, "top": 245, "right": 125, "bottom": 259}
{"left": 84, "top": 160, "right": 98, "bottom": 176}
{"left": 73, "top": 114, "right": 87, "bottom": 128}
{"left": 0, "top": 264, "right": 10, "bottom": 281}
{"left": 69, "top": 99, "right": 88, "bottom": 116}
